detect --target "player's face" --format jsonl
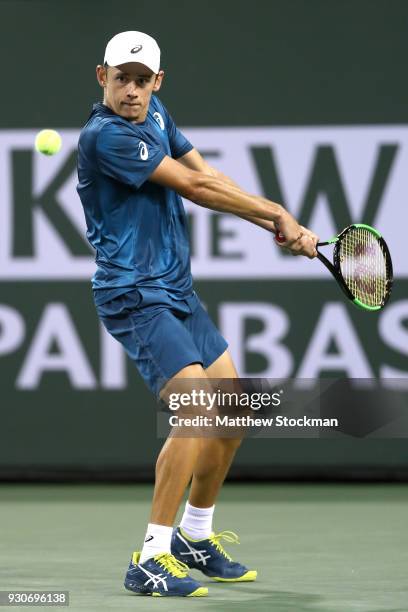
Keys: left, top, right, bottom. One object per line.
{"left": 96, "top": 63, "right": 164, "bottom": 123}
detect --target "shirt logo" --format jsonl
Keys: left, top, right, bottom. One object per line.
{"left": 131, "top": 45, "right": 143, "bottom": 54}
{"left": 138, "top": 141, "right": 148, "bottom": 160}
{"left": 153, "top": 112, "right": 165, "bottom": 130}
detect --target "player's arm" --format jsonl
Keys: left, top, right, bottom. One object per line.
{"left": 205, "top": 167, "right": 319, "bottom": 249}
{"left": 150, "top": 154, "right": 311, "bottom": 246}
{"left": 178, "top": 148, "right": 318, "bottom": 251}
{"left": 178, "top": 149, "right": 319, "bottom": 247}
{"left": 150, "top": 155, "right": 316, "bottom": 257}
{"left": 178, "top": 148, "right": 278, "bottom": 234}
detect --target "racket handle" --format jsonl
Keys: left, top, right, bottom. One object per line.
{"left": 275, "top": 230, "right": 286, "bottom": 243}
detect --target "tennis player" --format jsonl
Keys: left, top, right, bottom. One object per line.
{"left": 77, "top": 31, "right": 318, "bottom": 598}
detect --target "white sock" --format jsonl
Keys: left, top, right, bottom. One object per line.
{"left": 179, "top": 501, "right": 215, "bottom": 540}
{"left": 139, "top": 523, "right": 173, "bottom": 563}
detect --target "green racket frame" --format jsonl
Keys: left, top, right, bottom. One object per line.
{"left": 317, "top": 223, "right": 393, "bottom": 311}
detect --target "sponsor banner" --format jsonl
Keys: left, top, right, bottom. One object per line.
{"left": 1, "top": 279, "right": 407, "bottom": 468}
{"left": 0, "top": 281, "right": 407, "bottom": 394}
{"left": 0, "top": 126, "right": 405, "bottom": 279}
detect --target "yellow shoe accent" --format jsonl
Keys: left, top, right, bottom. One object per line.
{"left": 154, "top": 553, "right": 189, "bottom": 578}
{"left": 187, "top": 587, "right": 208, "bottom": 597}
{"left": 151, "top": 592, "right": 162, "bottom": 597}
{"left": 211, "top": 569, "right": 257, "bottom": 582}
{"left": 209, "top": 530, "right": 240, "bottom": 561}
{"left": 131, "top": 551, "right": 141, "bottom": 564}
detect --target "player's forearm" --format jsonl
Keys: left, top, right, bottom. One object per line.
{"left": 175, "top": 154, "right": 314, "bottom": 251}
{"left": 190, "top": 175, "right": 283, "bottom": 223}
{"left": 190, "top": 162, "right": 277, "bottom": 231}
{"left": 236, "top": 214, "right": 276, "bottom": 233}
{"left": 151, "top": 154, "right": 283, "bottom": 224}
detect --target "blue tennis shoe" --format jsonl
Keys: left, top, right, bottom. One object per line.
{"left": 171, "top": 528, "right": 257, "bottom": 582}
{"left": 124, "top": 551, "right": 208, "bottom": 597}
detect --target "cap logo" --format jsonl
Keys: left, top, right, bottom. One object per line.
{"left": 131, "top": 45, "right": 143, "bottom": 54}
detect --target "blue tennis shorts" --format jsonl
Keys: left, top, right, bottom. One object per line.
{"left": 94, "top": 287, "right": 228, "bottom": 397}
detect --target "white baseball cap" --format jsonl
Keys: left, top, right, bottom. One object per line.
{"left": 104, "top": 31, "right": 161, "bottom": 73}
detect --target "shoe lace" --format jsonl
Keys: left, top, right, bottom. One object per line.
{"left": 209, "top": 530, "right": 240, "bottom": 562}
{"left": 155, "top": 553, "right": 189, "bottom": 578}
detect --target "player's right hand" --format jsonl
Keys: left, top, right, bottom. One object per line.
{"left": 275, "top": 211, "right": 317, "bottom": 259}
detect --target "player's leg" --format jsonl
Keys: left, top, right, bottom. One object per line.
{"left": 149, "top": 351, "right": 241, "bottom": 525}
{"left": 125, "top": 361, "right": 212, "bottom": 597}
{"left": 97, "top": 291, "right": 211, "bottom": 596}
{"left": 144, "top": 352, "right": 241, "bottom": 555}
{"left": 172, "top": 349, "right": 257, "bottom": 582}
{"left": 188, "top": 350, "right": 242, "bottom": 508}
{"left": 149, "top": 362, "right": 213, "bottom": 527}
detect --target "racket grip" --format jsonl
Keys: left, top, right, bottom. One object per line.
{"left": 275, "top": 230, "right": 286, "bottom": 243}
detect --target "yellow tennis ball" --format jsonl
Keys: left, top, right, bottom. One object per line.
{"left": 34, "top": 129, "right": 62, "bottom": 156}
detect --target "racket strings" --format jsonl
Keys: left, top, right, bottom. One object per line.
{"left": 339, "top": 228, "right": 387, "bottom": 307}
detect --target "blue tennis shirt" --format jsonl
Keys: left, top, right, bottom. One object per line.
{"left": 77, "top": 96, "right": 194, "bottom": 305}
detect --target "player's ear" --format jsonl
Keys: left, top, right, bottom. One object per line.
{"left": 153, "top": 70, "right": 164, "bottom": 92}
{"left": 96, "top": 65, "right": 107, "bottom": 88}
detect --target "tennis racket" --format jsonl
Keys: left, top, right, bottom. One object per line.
{"left": 276, "top": 223, "right": 393, "bottom": 311}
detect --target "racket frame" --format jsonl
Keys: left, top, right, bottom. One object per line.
{"left": 317, "top": 223, "right": 393, "bottom": 311}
